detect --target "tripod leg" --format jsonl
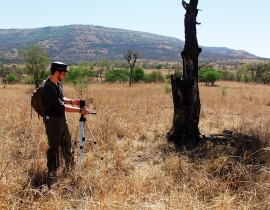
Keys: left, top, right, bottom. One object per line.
{"left": 78, "top": 121, "right": 85, "bottom": 177}
{"left": 86, "top": 121, "right": 97, "bottom": 143}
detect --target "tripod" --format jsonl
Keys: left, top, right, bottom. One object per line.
{"left": 78, "top": 100, "right": 97, "bottom": 177}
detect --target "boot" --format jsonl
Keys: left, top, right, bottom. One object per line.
{"left": 47, "top": 171, "right": 57, "bottom": 188}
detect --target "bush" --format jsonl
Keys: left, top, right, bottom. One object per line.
{"left": 5, "top": 74, "right": 18, "bottom": 83}
{"left": 65, "top": 66, "right": 94, "bottom": 84}
{"left": 105, "top": 71, "right": 118, "bottom": 83}
{"left": 218, "top": 70, "right": 235, "bottom": 81}
{"left": 143, "top": 71, "right": 165, "bottom": 83}
{"left": 199, "top": 68, "right": 220, "bottom": 86}
{"left": 72, "top": 76, "right": 90, "bottom": 98}
{"left": 165, "top": 74, "right": 171, "bottom": 80}
{"left": 204, "top": 71, "right": 220, "bottom": 86}
{"left": 156, "top": 64, "right": 162, "bottom": 70}
{"left": 65, "top": 66, "right": 81, "bottom": 83}
{"left": 119, "top": 72, "right": 129, "bottom": 84}
{"left": 174, "top": 70, "right": 183, "bottom": 78}
{"left": 105, "top": 69, "right": 129, "bottom": 84}
{"left": 132, "top": 67, "right": 144, "bottom": 83}
{"left": 164, "top": 83, "right": 172, "bottom": 93}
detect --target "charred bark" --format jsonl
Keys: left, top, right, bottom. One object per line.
{"left": 166, "top": 0, "right": 202, "bottom": 145}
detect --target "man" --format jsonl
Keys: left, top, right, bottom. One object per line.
{"left": 41, "top": 61, "right": 91, "bottom": 184}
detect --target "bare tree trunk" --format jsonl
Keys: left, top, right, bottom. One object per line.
{"left": 166, "top": 0, "right": 202, "bottom": 145}
{"left": 124, "top": 49, "right": 139, "bottom": 87}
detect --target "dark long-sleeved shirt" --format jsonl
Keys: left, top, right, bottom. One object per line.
{"left": 41, "top": 78, "right": 65, "bottom": 117}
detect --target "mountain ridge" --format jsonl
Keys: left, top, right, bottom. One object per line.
{"left": 0, "top": 24, "right": 262, "bottom": 64}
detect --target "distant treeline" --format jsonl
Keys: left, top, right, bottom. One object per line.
{"left": 1, "top": 59, "right": 270, "bottom": 86}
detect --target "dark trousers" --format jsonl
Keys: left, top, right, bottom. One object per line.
{"left": 43, "top": 116, "right": 73, "bottom": 173}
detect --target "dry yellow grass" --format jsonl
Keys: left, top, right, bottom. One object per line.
{"left": 0, "top": 81, "right": 270, "bottom": 209}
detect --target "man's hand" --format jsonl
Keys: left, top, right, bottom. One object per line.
{"left": 71, "top": 99, "right": 80, "bottom": 106}
{"left": 80, "top": 106, "right": 91, "bottom": 116}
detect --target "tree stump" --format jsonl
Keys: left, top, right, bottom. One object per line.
{"left": 166, "top": 0, "right": 202, "bottom": 145}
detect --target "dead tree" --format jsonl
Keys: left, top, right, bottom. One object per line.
{"left": 166, "top": 0, "right": 202, "bottom": 145}
{"left": 123, "top": 49, "right": 139, "bottom": 87}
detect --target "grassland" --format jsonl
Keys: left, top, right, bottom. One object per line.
{"left": 0, "top": 81, "right": 270, "bottom": 209}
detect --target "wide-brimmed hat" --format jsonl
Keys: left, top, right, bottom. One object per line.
{"left": 47, "top": 62, "right": 68, "bottom": 72}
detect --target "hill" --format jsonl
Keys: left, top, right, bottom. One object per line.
{"left": 0, "top": 24, "right": 262, "bottom": 64}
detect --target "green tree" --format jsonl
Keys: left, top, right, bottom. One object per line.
{"left": 199, "top": 68, "right": 220, "bottom": 86}
{"left": 0, "top": 65, "right": 10, "bottom": 83}
{"left": 156, "top": 64, "right": 162, "bottom": 70}
{"left": 21, "top": 45, "right": 50, "bottom": 88}
{"left": 235, "top": 66, "right": 245, "bottom": 82}
{"left": 244, "top": 63, "right": 257, "bottom": 82}
{"left": 72, "top": 76, "right": 90, "bottom": 98}
{"left": 114, "top": 60, "right": 122, "bottom": 69}
{"left": 65, "top": 66, "right": 94, "bottom": 84}
{"left": 77, "top": 60, "right": 91, "bottom": 69}
{"left": 243, "top": 72, "right": 251, "bottom": 83}
{"left": 64, "top": 66, "right": 81, "bottom": 83}
{"left": 258, "top": 61, "right": 270, "bottom": 84}
{"left": 203, "top": 71, "right": 220, "bottom": 86}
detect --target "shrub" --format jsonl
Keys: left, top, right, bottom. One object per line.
{"left": 199, "top": 68, "right": 220, "bottom": 86}
{"left": 165, "top": 74, "right": 171, "bottom": 80}
{"left": 174, "top": 70, "right": 183, "bottom": 78}
{"left": 5, "top": 74, "right": 18, "bottom": 83}
{"left": 156, "top": 64, "right": 162, "bottom": 70}
{"left": 143, "top": 71, "right": 165, "bottom": 83}
{"left": 72, "top": 76, "right": 90, "bottom": 98}
{"left": 164, "top": 83, "right": 172, "bottom": 93}
{"left": 219, "top": 70, "right": 235, "bottom": 81}
{"left": 119, "top": 72, "right": 129, "bottom": 84}
{"left": 105, "top": 71, "right": 118, "bottom": 83}
{"left": 65, "top": 66, "right": 94, "bottom": 84}
{"left": 105, "top": 69, "right": 129, "bottom": 84}
{"left": 204, "top": 71, "right": 220, "bottom": 86}
{"left": 132, "top": 67, "right": 144, "bottom": 83}
{"left": 222, "top": 85, "right": 228, "bottom": 96}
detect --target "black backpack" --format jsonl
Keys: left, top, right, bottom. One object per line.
{"left": 31, "top": 81, "right": 56, "bottom": 118}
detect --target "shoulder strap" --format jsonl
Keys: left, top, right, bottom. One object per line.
{"left": 41, "top": 79, "right": 58, "bottom": 113}
{"left": 43, "top": 79, "right": 57, "bottom": 93}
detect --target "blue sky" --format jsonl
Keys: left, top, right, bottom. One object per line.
{"left": 1, "top": 0, "right": 270, "bottom": 58}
